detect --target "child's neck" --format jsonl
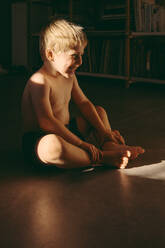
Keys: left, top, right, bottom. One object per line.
{"left": 41, "top": 62, "right": 60, "bottom": 78}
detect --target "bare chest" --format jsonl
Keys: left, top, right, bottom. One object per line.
{"left": 49, "top": 79, "right": 73, "bottom": 111}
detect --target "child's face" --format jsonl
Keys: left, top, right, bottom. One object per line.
{"left": 53, "top": 45, "right": 85, "bottom": 78}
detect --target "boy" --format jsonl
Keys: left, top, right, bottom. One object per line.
{"left": 21, "top": 19, "right": 144, "bottom": 170}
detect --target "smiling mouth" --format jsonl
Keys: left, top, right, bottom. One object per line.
{"left": 68, "top": 67, "right": 77, "bottom": 73}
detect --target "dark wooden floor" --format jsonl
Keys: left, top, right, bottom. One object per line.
{"left": 1, "top": 74, "right": 165, "bottom": 248}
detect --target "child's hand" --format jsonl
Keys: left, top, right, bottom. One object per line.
{"left": 79, "top": 142, "right": 101, "bottom": 164}
{"left": 112, "top": 130, "right": 125, "bottom": 145}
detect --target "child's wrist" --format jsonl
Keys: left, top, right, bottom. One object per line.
{"left": 78, "top": 141, "right": 84, "bottom": 148}
{"left": 104, "top": 131, "right": 116, "bottom": 142}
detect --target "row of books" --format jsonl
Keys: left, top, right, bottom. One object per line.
{"left": 77, "top": 37, "right": 165, "bottom": 80}
{"left": 78, "top": 39, "right": 125, "bottom": 76}
{"left": 101, "top": 2, "right": 126, "bottom": 21}
{"left": 134, "top": 0, "right": 165, "bottom": 32}
{"left": 97, "top": 1, "right": 127, "bottom": 31}
{"left": 91, "top": 0, "right": 165, "bottom": 32}
{"left": 131, "top": 38, "right": 165, "bottom": 79}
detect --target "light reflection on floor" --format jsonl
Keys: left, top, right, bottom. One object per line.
{"left": 122, "top": 160, "right": 165, "bottom": 180}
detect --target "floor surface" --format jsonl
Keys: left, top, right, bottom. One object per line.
{"left": 0, "top": 74, "right": 165, "bottom": 248}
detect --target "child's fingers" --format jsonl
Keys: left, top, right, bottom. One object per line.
{"left": 89, "top": 145, "right": 100, "bottom": 164}
{"left": 113, "top": 130, "right": 125, "bottom": 145}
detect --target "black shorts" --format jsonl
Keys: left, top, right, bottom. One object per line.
{"left": 22, "top": 118, "right": 84, "bottom": 169}
{"left": 22, "top": 130, "right": 47, "bottom": 169}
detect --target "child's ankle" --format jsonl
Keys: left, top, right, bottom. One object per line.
{"left": 101, "top": 141, "right": 116, "bottom": 150}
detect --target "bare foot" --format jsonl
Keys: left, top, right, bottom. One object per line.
{"left": 102, "top": 142, "right": 145, "bottom": 160}
{"left": 102, "top": 150, "right": 131, "bottom": 169}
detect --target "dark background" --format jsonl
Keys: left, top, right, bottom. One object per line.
{"left": 0, "top": 1, "right": 11, "bottom": 68}
{"left": 0, "top": 0, "right": 165, "bottom": 154}
{"left": 1, "top": 2, "right": 165, "bottom": 248}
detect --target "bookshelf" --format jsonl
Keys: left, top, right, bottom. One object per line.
{"left": 72, "top": 0, "right": 165, "bottom": 86}
{"left": 127, "top": 0, "right": 165, "bottom": 86}
{"left": 71, "top": 0, "right": 129, "bottom": 85}
{"left": 12, "top": 0, "right": 165, "bottom": 86}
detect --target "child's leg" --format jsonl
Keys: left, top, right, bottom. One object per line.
{"left": 95, "top": 107, "right": 144, "bottom": 158}
{"left": 94, "top": 106, "right": 126, "bottom": 144}
{"left": 76, "top": 105, "right": 124, "bottom": 145}
{"left": 76, "top": 105, "right": 144, "bottom": 159}
{"left": 36, "top": 133, "right": 131, "bottom": 169}
{"left": 76, "top": 105, "right": 111, "bottom": 140}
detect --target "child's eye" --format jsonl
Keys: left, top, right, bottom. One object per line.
{"left": 72, "top": 54, "right": 79, "bottom": 59}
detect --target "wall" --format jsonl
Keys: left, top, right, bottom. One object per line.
{"left": 0, "top": 0, "right": 11, "bottom": 68}
{"left": 11, "top": 2, "right": 27, "bottom": 68}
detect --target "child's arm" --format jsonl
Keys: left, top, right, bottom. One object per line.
{"left": 71, "top": 76, "right": 116, "bottom": 144}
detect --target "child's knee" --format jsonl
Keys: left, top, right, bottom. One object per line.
{"left": 36, "top": 134, "right": 63, "bottom": 164}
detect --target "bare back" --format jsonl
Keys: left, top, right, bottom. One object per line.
{"left": 21, "top": 69, "right": 74, "bottom": 133}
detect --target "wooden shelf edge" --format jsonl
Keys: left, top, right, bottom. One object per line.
{"left": 131, "top": 32, "right": 165, "bottom": 37}
{"left": 76, "top": 72, "right": 126, "bottom": 80}
{"left": 76, "top": 73, "right": 165, "bottom": 85}
{"left": 131, "top": 77, "right": 165, "bottom": 84}
{"left": 86, "top": 30, "right": 126, "bottom": 37}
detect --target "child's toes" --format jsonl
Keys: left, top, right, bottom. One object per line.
{"left": 126, "top": 150, "right": 131, "bottom": 158}
{"left": 120, "top": 157, "right": 129, "bottom": 169}
{"left": 137, "top": 147, "right": 145, "bottom": 154}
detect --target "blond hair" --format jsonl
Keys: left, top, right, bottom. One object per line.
{"left": 39, "top": 19, "right": 87, "bottom": 61}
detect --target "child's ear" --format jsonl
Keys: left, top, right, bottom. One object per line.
{"left": 46, "top": 49, "right": 55, "bottom": 61}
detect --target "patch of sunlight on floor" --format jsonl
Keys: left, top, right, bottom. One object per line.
{"left": 122, "top": 160, "right": 165, "bottom": 180}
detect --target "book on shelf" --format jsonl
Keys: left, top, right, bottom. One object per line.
{"left": 101, "top": 3, "right": 126, "bottom": 20}
{"left": 134, "top": 0, "right": 165, "bottom": 32}
{"left": 78, "top": 38, "right": 125, "bottom": 76}
{"left": 96, "top": 1, "right": 126, "bottom": 31}
{"left": 131, "top": 38, "right": 165, "bottom": 80}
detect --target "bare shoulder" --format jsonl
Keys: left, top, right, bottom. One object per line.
{"left": 29, "top": 70, "right": 46, "bottom": 86}
{"left": 27, "top": 69, "right": 51, "bottom": 93}
{"left": 22, "top": 71, "right": 51, "bottom": 105}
